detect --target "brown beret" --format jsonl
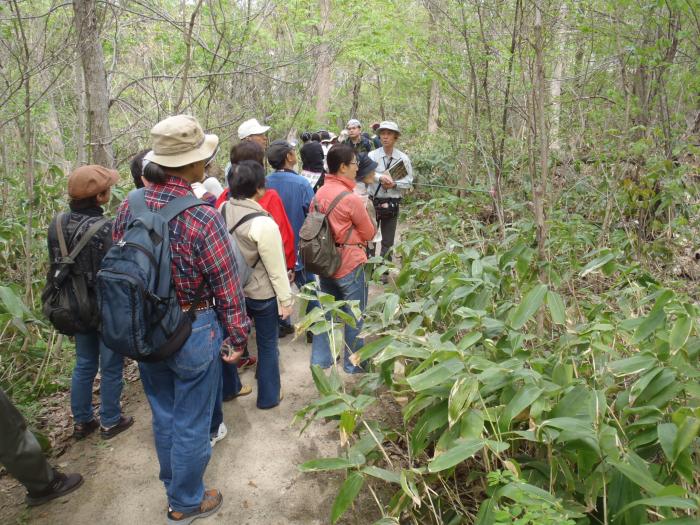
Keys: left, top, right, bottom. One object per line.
{"left": 68, "top": 165, "right": 119, "bottom": 199}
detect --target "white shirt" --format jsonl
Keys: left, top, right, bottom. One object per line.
{"left": 367, "top": 147, "right": 413, "bottom": 199}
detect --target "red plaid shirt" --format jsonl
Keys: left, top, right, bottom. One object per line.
{"left": 113, "top": 176, "right": 250, "bottom": 350}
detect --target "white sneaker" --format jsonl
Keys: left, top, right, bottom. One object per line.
{"left": 210, "top": 422, "right": 227, "bottom": 448}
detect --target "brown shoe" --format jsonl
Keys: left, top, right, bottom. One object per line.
{"left": 167, "top": 489, "right": 222, "bottom": 524}
{"left": 223, "top": 384, "right": 252, "bottom": 402}
{"left": 73, "top": 419, "right": 99, "bottom": 440}
{"left": 100, "top": 415, "right": 134, "bottom": 440}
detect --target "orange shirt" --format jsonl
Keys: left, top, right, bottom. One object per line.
{"left": 313, "top": 175, "right": 376, "bottom": 278}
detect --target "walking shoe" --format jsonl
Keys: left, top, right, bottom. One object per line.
{"left": 210, "top": 422, "right": 227, "bottom": 448}
{"left": 100, "top": 415, "right": 134, "bottom": 440}
{"left": 26, "top": 470, "right": 84, "bottom": 507}
{"left": 278, "top": 324, "right": 294, "bottom": 338}
{"left": 223, "top": 384, "right": 252, "bottom": 402}
{"left": 167, "top": 489, "right": 222, "bottom": 524}
{"left": 236, "top": 356, "right": 257, "bottom": 370}
{"left": 72, "top": 419, "right": 99, "bottom": 440}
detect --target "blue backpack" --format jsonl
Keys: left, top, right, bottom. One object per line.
{"left": 97, "top": 189, "right": 208, "bottom": 362}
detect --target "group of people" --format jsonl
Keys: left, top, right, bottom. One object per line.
{"left": 0, "top": 115, "right": 413, "bottom": 524}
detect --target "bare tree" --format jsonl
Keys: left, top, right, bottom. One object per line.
{"left": 315, "top": 0, "right": 332, "bottom": 123}
{"left": 73, "top": 0, "right": 114, "bottom": 167}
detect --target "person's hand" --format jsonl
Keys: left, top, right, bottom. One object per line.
{"left": 279, "top": 304, "right": 293, "bottom": 320}
{"left": 220, "top": 338, "right": 245, "bottom": 364}
{"left": 287, "top": 269, "right": 295, "bottom": 283}
{"left": 379, "top": 174, "right": 394, "bottom": 188}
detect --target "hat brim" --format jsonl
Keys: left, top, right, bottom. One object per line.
{"left": 377, "top": 127, "right": 401, "bottom": 135}
{"left": 146, "top": 134, "right": 219, "bottom": 168}
{"left": 239, "top": 125, "right": 270, "bottom": 140}
{"left": 356, "top": 159, "right": 379, "bottom": 180}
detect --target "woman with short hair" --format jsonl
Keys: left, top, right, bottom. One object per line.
{"left": 222, "top": 160, "right": 293, "bottom": 408}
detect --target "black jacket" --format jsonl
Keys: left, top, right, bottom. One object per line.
{"left": 46, "top": 206, "right": 113, "bottom": 291}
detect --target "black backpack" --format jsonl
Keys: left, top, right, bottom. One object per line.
{"left": 298, "top": 191, "right": 354, "bottom": 278}
{"left": 41, "top": 214, "right": 108, "bottom": 335}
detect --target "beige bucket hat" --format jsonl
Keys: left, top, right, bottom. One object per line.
{"left": 145, "top": 115, "right": 219, "bottom": 168}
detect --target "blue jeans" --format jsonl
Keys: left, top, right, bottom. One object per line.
{"left": 310, "top": 265, "right": 367, "bottom": 373}
{"left": 247, "top": 297, "right": 281, "bottom": 408}
{"left": 72, "top": 331, "right": 124, "bottom": 427}
{"left": 210, "top": 360, "right": 241, "bottom": 435}
{"left": 280, "top": 269, "right": 320, "bottom": 327}
{"left": 138, "top": 309, "right": 222, "bottom": 514}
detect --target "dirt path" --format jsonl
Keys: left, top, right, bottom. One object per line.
{"left": 1, "top": 331, "right": 367, "bottom": 525}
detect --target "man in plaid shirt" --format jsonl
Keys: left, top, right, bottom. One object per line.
{"left": 113, "top": 115, "right": 249, "bottom": 523}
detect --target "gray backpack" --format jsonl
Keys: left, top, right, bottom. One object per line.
{"left": 298, "top": 191, "right": 354, "bottom": 278}
{"left": 221, "top": 202, "right": 267, "bottom": 285}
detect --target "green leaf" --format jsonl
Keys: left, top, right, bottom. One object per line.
{"left": 428, "top": 438, "right": 483, "bottom": 472}
{"left": 353, "top": 335, "right": 393, "bottom": 363}
{"left": 406, "top": 358, "right": 463, "bottom": 392}
{"left": 382, "top": 293, "right": 400, "bottom": 326}
{"left": 580, "top": 252, "right": 615, "bottom": 277}
{"left": 610, "top": 454, "right": 665, "bottom": 495}
{"left": 617, "top": 496, "right": 698, "bottom": 515}
{"left": 500, "top": 386, "right": 542, "bottom": 431}
{"left": 331, "top": 471, "right": 364, "bottom": 523}
{"left": 448, "top": 377, "right": 479, "bottom": 427}
{"left": 0, "top": 286, "right": 31, "bottom": 318}
{"left": 669, "top": 316, "right": 692, "bottom": 353}
{"left": 657, "top": 423, "right": 676, "bottom": 461}
{"left": 362, "top": 466, "right": 401, "bottom": 484}
{"left": 310, "top": 365, "right": 334, "bottom": 396}
{"left": 509, "top": 284, "right": 547, "bottom": 330}
{"left": 546, "top": 291, "right": 566, "bottom": 325}
{"left": 609, "top": 354, "right": 656, "bottom": 376}
{"left": 299, "top": 457, "right": 356, "bottom": 472}
{"left": 632, "top": 307, "right": 666, "bottom": 343}
{"left": 672, "top": 417, "right": 700, "bottom": 463}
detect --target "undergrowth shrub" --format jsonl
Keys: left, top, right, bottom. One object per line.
{"left": 295, "top": 191, "right": 700, "bottom": 525}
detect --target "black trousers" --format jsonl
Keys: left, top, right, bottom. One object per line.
{"left": 377, "top": 214, "right": 399, "bottom": 260}
{"left": 0, "top": 388, "right": 53, "bottom": 493}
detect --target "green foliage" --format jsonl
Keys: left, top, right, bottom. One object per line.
{"left": 296, "top": 192, "right": 700, "bottom": 524}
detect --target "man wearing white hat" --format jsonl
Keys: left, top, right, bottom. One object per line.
{"left": 238, "top": 118, "right": 270, "bottom": 149}
{"left": 367, "top": 120, "right": 413, "bottom": 264}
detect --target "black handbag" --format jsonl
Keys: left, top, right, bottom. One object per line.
{"left": 373, "top": 197, "right": 400, "bottom": 220}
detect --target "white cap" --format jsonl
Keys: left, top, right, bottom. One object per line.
{"left": 238, "top": 118, "right": 270, "bottom": 140}
{"left": 346, "top": 118, "right": 361, "bottom": 128}
{"left": 377, "top": 120, "right": 400, "bottom": 135}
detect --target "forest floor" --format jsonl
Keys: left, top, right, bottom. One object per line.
{"left": 0, "top": 280, "right": 389, "bottom": 525}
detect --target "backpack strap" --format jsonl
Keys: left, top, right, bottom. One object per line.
{"left": 55, "top": 213, "right": 69, "bottom": 258}
{"left": 228, "top": 211, "right": 268, "bottom": 268}
{"left": 127, "top": 189, "right": 206, "bottom": 224}
{"left": 158, "top": 193, "right": 207, "bottom": 222}
{"left": 228, "top": 212, "right": 268, "bottom": 234}
{"left": 324, "top": 191, "right": 351, "bottom": 216}
{"left": 321, "top": 191, "right": 356, "bottom": 248}
{"left": 55, "top": 213, "right": 108, "bottom": 264}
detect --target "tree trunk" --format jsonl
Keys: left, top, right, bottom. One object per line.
{"left": 314, "top": 0, "right": 332, "bottom": 123}
{"left": 428, "top": 80, "right": 440, "bottom": 133}
{"left": 350, "top": 64, "right": 362, "bottom": 119}
{"left": 73, "top": 0, "right": 114, "bottom": 168}
{"left": 549, "top": 3, "right": 568, "bottom": 155}
{"left": 533, "top": 4, "right": 549, "bottom": 279}
{"left": 74, "top": 60, "right": 87, "bottom": 166}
